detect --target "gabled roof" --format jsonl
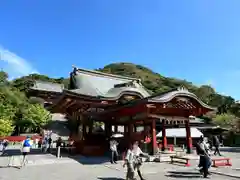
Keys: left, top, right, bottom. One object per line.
{"left": 66, "top": 67, "right": 150, "bottom": 98}
{"left": 148, "top": 87, "right": 216, "bottom": 110}
{"left": 31, "top": 81, "right": 64, "bottom": 93}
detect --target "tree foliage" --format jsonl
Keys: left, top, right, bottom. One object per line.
{"left": 0, "top": 118, "right": 14, "bottom": 136}
{"left": 212, "top": 114, "right": 240, "bottom": 133}
{"left": 0, "top": 72, "right": 53, "bottom": 136}
{"left": 22, "top": 104, "right": 52, "bottom": 132}
{"left": 1, "top": 62, "right": 240, "bottom": 135}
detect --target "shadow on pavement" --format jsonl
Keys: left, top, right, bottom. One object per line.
{"left": 166, "top": 174, "right": 203, "bottom": 178}
{"left": 167, "top": 171, "right": 200, "bottom": 175}
{"left": 1, "top": 147, "right": 111, "bottom": 165}
{"left": 166, "top": 171, "right": 203, "bottom": 178}
{"left": 0, "top": 165, "right": 21, "bottom": 169}
{"left": 0, "top": 148, "right": 114, "bottom": 165}
{"left": 97, "top": 178, "right": 124, "bottom": 180}
{"left": 72, "top": 156, "right": 110, "bottom": 165}
{"left": 1, "top": 148, "right": 43, "bottom": 156}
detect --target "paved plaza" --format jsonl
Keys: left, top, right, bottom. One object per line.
{"left": 0, "top": 149, "right": 240, "bottom": 180}
{"left": 0, "top": 160, "right": 239, "bottom": 180}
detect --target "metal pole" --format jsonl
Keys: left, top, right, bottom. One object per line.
{"left": 57, "top": 146, "right": 61, "bottom": 158}
{"left": 174, "top": 136, "right": 176, "bottom": 146}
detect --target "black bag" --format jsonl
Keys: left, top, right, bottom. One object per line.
{"left": 195, "top": 143, "right": 205, "bottom": 155}
{"left": 135, "top": 156, "right": 143, "bottom": 166}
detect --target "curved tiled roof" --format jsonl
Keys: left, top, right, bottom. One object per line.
{"left": 68, "top": 67, "right": 150, "bottom": 98}
{"left": 31, "top": 81, "right": 64, "bottom": 93}
{"left": 149, "top": 87, "right": 216, "bottom": 110}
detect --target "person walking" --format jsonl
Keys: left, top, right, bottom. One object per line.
{"left": 132, "top": 141, "right": 149, "bottom": 180}
{"left": 1, "top": 139, "right": 8, "bottom": 155}
{"left": 21, "top": 136, "right": 32, "bottom": 167}
{"left": 196, "top": 137, "right": 211, "bottom": 178}
{"left": 56, "top": 137, "right": 62, "bottom": 157}
{"left": 213, "top": 135, "right": 221, "bottom": 156}
{"left": 109, "top": 138, "right": 119, "bottom": 164}
{"left": 47, "top": 137, "right": 52, "bottom": 153}
{"left": 123, "top": 143, "right": 136, "bottom": 180}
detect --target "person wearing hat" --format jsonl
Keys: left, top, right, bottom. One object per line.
{"left": 21, "top": 136, "right": 32, "bottom": 167}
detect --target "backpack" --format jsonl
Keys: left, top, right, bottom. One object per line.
{"left": 23, "top": 139, "right": 31, "bottom": 147}
{"left": 195, "top": 143, "right": 205, "bottom": 155}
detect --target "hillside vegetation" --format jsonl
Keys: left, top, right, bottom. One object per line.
{"left": 1, "top": 62, "right": 239, "bottom": 136}
{"left": 98, "top": 63, "right": 234, "bottom": 110}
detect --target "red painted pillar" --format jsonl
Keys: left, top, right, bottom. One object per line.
{"left": 152, "top": 118, "right": 157, "bottom": 154}
{"left": 185, "top": 119, "right": 192, "bottom": 154}
{"left": 162, "top": 119, "right": 167, "bottom": 151}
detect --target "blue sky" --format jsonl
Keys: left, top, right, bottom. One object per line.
{"left": 0, "top": 1, "right": 240, "bottom": 99}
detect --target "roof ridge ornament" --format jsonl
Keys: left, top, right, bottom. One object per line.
{"left": 177, "top": 86, "right": 188, "bottom": 92}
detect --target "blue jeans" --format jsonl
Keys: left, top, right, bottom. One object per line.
{"left": 199, "top": 155, "right": 211, "bottom": 168}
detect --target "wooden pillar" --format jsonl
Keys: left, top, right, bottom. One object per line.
{"left": 82, "top": 124, "right": 86, "bottom": 140}
{"left": 152, "top": 119, "right": 157, "bottom": 154}
{"left": 185, "top": 119, "right": 192, "bottom": 154}
{"left": 114, "top": 125, "right": 118, "bottom": 133}
{"left": 144, "top": 123, "right": 147, "bottom": 137}
{"left": 128, "top": 123, "right": 134, "bottom": 143}
{"left": 124, "top": 125, "right": 128, "bottom": 137}
{"left": 105, "top": 123, "right": 112, "bottom": 138}
{"left": 88, "top": 118, "right": 93, "bottom": 135}
{"left": 162, "top": 119, "right": 167, "bottom": 151}
{"left": 134, "top": 125, "right": 137, "bottom": 133}
{"left": 144, "top": 121, "right": 150, "bottom": 137}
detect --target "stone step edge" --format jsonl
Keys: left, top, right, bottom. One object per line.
{"left": 210, "top": 170, "right": 240, "bottom": 178}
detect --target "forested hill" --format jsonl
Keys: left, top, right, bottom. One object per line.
{"left": 1, "top": 62, "right": 239, "bottom": 136}
{"left": 98, "top": 63, "right": 238, "bottom": 114}
{"left": 9, "top": 62, "right": 240, "bottom": 117}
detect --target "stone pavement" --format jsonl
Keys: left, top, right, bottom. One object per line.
{"left": 0, "top": 149, "right": 240, "bottom": 179}
{"left": 1, "top": 160, "right": 239, "bottom": 180}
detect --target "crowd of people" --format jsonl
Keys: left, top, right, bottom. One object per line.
{"left": 110, "top": 137, "right": 150, "bottom": 180}
{"left": 0, "top": 133, "right": 225, "bottom": 178}
{"left": 109, "top": 134, "right": 224, "bottom": 179}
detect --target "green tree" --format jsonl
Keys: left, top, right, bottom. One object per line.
{"left": 195, "top": 85, "right": 215, "bottom": 104}
{"left": 0, "top": 71, "right": 8, "bottom": 85}
{"left": 0, "top": 118, "right": 14, "bottom": 136}
{"left": 22, "top": 104, "right": 52, "bottom": 132}
{"left": 212, "top": 113, "right": 240, "bottom": 133}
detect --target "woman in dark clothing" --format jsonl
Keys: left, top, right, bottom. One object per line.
{"left": 213, "top": 135, "right": 221, "bottom": 156}
{"left": 195, "top": 139, "right": 211, "bottom": 178}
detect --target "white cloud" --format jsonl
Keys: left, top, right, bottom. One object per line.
{"left": 0, "top": 46, "right": 38, "bottom": 79}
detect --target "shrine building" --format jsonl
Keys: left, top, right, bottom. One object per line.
{"left": 28, "top": 67, "right": 216, "bottom": 156}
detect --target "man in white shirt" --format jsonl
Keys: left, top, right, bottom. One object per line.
{"left": 109, "top": 138, "right": 118, "bottom": 164}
